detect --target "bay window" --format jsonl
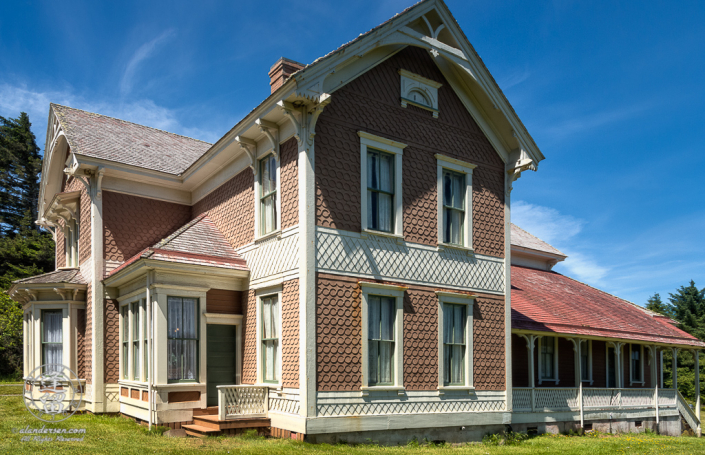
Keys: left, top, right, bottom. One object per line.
{"left": 42, "top": 310, "right": 63, "bottom": 371}
{"left": 261, "top": 295, "right": 279, "bottom": 383}
{"left": 132, "top": 301, "right": 140, "bottom": 380}
{"left": 167, "top": 297, "right": 199, "bottom": 382}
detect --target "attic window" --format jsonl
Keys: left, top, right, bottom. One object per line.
{"left": 399, "top": 69, "right": 442, "bottom": 118}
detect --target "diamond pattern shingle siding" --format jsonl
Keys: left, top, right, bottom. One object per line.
{"left": 282, "top": 280, "right": 299, "bottom": 388}
{"left": 52, "top": 104, "right": 211, "bottom": 175}
{"left": 85, "top": 282, "right": 92, "bottom": 384}
{"left": 511, "top": 265, "right": 705, "bottom": 347}
{"left": 242, "top": 290, "right": 257, "bottom": 384}
{"left": 314, "top": 46, "right": 505, "bottom": 257}
{"left": 76, "top": 309, "right": 86, "bottom": 379}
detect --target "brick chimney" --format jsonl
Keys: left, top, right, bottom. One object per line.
{"left": 268, "top": 57, "right": 305, "bottom": 93}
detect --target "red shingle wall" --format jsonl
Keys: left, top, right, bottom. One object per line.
{"left": 315, "top": 273, "right": 505, "bottom": 391}
{"left": 241, "top": 290, "right": 257, "bottom": 384}
{"left": 314, "top": 45, "right": 505, "bottom": 258}
{"left": 280, "top": 138, "right": 299, "bottom": 230}
{"left": 104, "top": 299, "right": 119, "bottom": 383}
{"left": 56, "top": 229, "right": 65, "bottom": 268}
{"left": 76, "top": 309, "right": 86, "bottom": 379}
{"left": 85, "top": 282, "right": 92, "bottom": 384}
{"left": 192, "top": 169, "right": 254, "bottom": 249}
{"left": 78, "top": 183, "right": 91, "bottom": 264}
{"left": 281, "top": 280, "right": 299, "bottom": 388}
{"left": 103, "top": 191, "right": 191, "bottom": 264}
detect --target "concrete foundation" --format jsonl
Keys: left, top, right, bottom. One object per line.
{"left": 510, "top": 415, "right": 682, "bottom": 437}
{"left": 305, "top": 424, "right": 508, "bottom": 445}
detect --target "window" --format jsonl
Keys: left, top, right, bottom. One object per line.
{"left": 399, "top": 69, "right": 442, "bottom": 118}
{"left": 143, "top": 300, "right": 148, "bottom": 382}
{"left": 132, "top": 301, "right": 140, "bottom": 380}
{"left": 368, "top": 296, "right": 396, "bottom": 385}
{"left": 580, "top": 340, "right": 592, "bottom": 383}
{"left": 261, "top": 295, "right": 279, "bottom": 383}
{"left": 443, "top": 304, "right": 466, "bottom": 385}
{"left": 167, "top": 297, "right": 199, "bottom": 382}
{"left": 367, "top": 150, "right": 395, "bottom": 233}
{"left": 631, "top": 344, "right": 643, "bottom": 383}
{"left": 437, "top": 291, "right": 474, "bottom": 390}
{"left": 359, "top": 132, "right": 406, "bottom": 237}
{"left": 436, "top": 154, "right": 475, "bottom": 250}
{"left": 539, "top": 336, "right": 557, "bottom": 382}
{"left": 442, "top": 170, "right": 465, "bottom": 245}
{"left": 121, "top": 305, "right": 129, "bottom": 379}
{"left": 259, "top": 154, "right": 278, "bottom": 236}
{"left": 42, "top": 310, "right": 62, "bottom": 372}
{"left": 64, "top": 219, "right": 79, "bottom": 267}
{"left": 360, "top": 282, "right": 405, "bottom": 392}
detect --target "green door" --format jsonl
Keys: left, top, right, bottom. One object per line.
{"left": 206, "top": 324, "right": 237, "bottom": 407}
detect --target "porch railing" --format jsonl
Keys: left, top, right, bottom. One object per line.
{"left": 512, "top": 387, "right": 677, "bottom": 413}
{"left": 217, "top": 385, "right": 269, "bottom": 420}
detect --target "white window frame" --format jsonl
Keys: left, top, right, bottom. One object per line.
{"left": 538, "top": 336, "right": 559, "bottom": 384}
{"left": 629, "top": 343, "right": 645, "bottom": 385}
{"left": 255, "top": 286, "right": 283, "bottom": 388}
{"left": 359, "top": 281, "right": 406, "bottom": 395}
{"left": 254, "top": 151, "right": 281, "bottom": 241}
{"left": 436, "top": 154, "right": 476, "bottom": 252}
{"left": 399, "top": 69, "right": 443, "bottom": 118}
{"left": 119, "top": 296, "right": 148, "bottom": 383}
{"left": 64, "top": 219, "right": 79, "bottom": 267}
{"left": 579, "top": 339, "right": 594, "bottom": 385}
{"left": 436, "top": 291, "right": 475, "bottom": 393}
{"left": 359, "top": 131, "right": 406, "bottom": 239}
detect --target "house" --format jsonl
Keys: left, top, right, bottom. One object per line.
{"left": 9, "top": 0, "right": 703, "bottom": 443}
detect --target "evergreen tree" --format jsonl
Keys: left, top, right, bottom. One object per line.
{"left": 669, "top": 281, "right": 705, "bottom": 340}
{"left": 0, "top": 112, "right": 42, "bottom": 236}
{"left": 645, "top": 293, "right": 670, "bottom": 317}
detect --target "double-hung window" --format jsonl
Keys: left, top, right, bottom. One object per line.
{"left": 143, "top": 300, "right": 148, "bottom": 381}
{"left": 367, "top": 150, "right": 395, "bottom": 233}
{"left": 42, "top": 310, "right": 63, "bottom": 372}
{"left": 443, "top": 303, "right": 466, "bottom": 385}
{"left": 359, "top": 132, "right": 406, "bottom": 237}
{"left": 260, "top": 155, "right": 278, "bottom": 236}
{"left": 132, "top": 301, "right": 140, "bottom": 380}
{"left": 261, "top": 295, "right": 279, "bottom": 383}
{"left": 436, "top": 155, "right": 476, "bottom": 250}
{"left": 368, "top": 296, "right": 396, "bottom": 385}
{"left": 167, "top": 297, "right": 199, "bottom": 382}
{"left": 539, "top": 336, "right": 558, "bottom": 382}
{"left": 437, "top": 291, "right": 474, "bottom": 390}
{"left": 630, "top": 344, "right": 643, "bottom": 384}
{"left": 121, "top": 305, "right": 129, "bottom": 379}
{"left": 64, "top": 219, "right": 79, "bottom": 267}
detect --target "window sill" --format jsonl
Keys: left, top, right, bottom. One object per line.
{"left": 118, "top": 380, "right": 148, "bottom": 388}
{"left": 437, "top": 385, "right": 475, "bottom": 395}
{"left": 362, "top": 229, "right": 404, "bottom": 244}
{"left": 255, "top": 229, "right": 282, "bottom": 243}
{"left": 437, "top": 243, "right": 474, "bottom": 255}
{"left": 160, "top": 382, "right": 205, "bottom": 388}
{"left": 361, "top": 386, "right": 406, "bottom": 396}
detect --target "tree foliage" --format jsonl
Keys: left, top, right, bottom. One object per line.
{"left": 645, "top": 293, "right": 670, "bottom": 317}
{"left": 0, "top": 112, "right": 53, "bottom": 378}
{"left": 0, "top": 112, "right": 42, "bottom": 237}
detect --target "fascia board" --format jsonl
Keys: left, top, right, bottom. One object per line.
{"left": 511, "top": 328, "right": 705, "bottom": 349}
{"left": 104, "top": 258, "right": 248, "bottom": 289}
{"left": 72, "top": 154, "right": 183, "bottom": 186}
{"left": 511, "top": 245, "right": 567, "bottom": 261}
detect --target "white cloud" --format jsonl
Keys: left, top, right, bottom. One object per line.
{"left": 499, "top": 68, "right": 531, "bottom": 90}
{"left": 0, "top": 83, "right": 221, "bottom": 149}
{"left": 512, "top": 200, "right": 609, "bottom": 283}
{"left": 120, "top": 29, "right": 176, "bottom": 97}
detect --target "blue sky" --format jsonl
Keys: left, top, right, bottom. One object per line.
{"left": 1, "top": 0, "right": 703, "bottom": 306}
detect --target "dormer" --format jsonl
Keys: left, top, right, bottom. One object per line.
{"left": 510, "top": 224, "right": 567, "bottom": 271}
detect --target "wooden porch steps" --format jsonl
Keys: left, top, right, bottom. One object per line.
{"left": 184, "top": 414, "right": 271, "bottom": 437}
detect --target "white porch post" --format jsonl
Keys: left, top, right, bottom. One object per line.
{"left": 695, "top": 350, "right": 701, "bottom": 437}
{"left": 673, "top": 348, "right": 679, "bottom": 391}
{"left": 660, "top": 350, "right": 664, "bottom": 388}
{"left": 522, "top": 335, "right": 538, "bottom": 412}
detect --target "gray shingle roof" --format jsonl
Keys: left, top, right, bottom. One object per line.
{"left": 12, "top": 268, "right": 86, "bottom": 285}
{"left": 511, "top": 224, "right": 566, "bottom": 257}
{"left": 52, "top": 104, "right": 212, "bottom": 175}
{"left": 153, "top": 214, "right": 243, "bottom": 261}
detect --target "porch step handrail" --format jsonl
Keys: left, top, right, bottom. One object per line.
{"left": 217, "top": 385, "right": 269, "bottom": 420}
{"left": 676, "top": 390, "right": 701, "bottom": 434}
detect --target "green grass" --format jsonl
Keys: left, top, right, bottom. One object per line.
{"left": 1, "top": 395, "right": 704, "bottom": 454}
{"left": 0, "top": 384, "right": 22, "bottom": 395}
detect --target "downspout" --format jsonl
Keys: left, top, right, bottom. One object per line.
{"left": 146, "top": 271, "right": 152, "bottom": 430}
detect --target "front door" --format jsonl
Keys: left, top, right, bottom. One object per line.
{"left": 206, "top": 324, "right": 237, "bottom": 407}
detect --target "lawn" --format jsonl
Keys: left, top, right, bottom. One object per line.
{"left": 1, "top": 394, "right": 704, "bottom": 454}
